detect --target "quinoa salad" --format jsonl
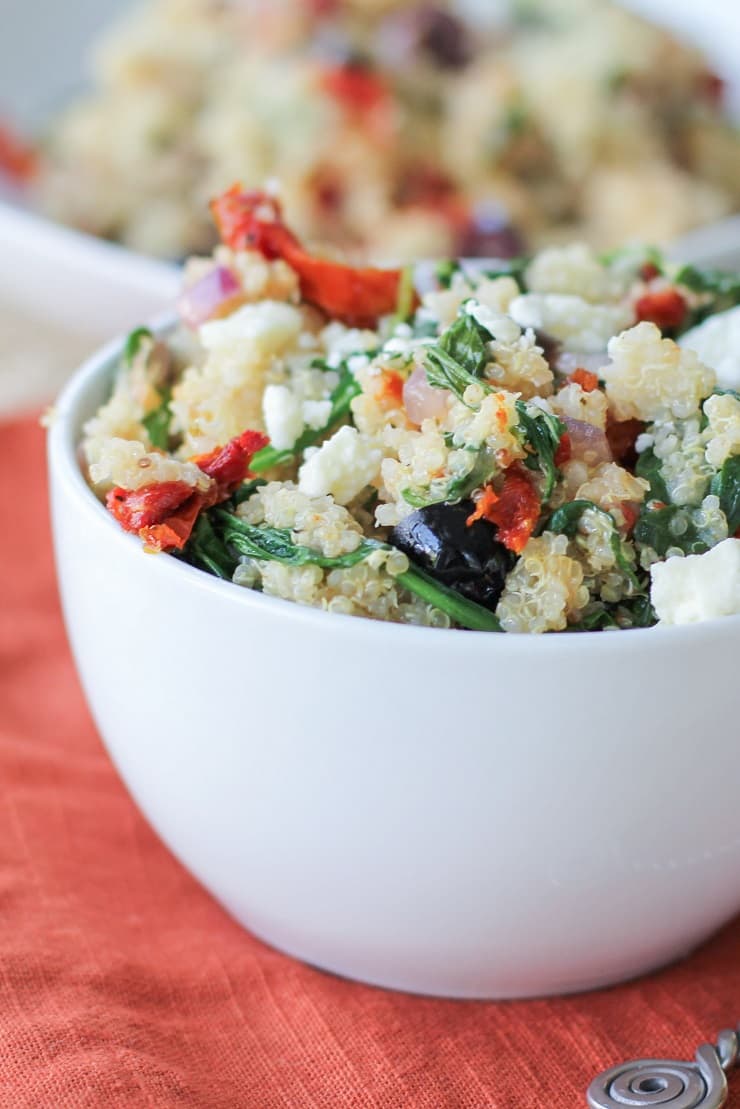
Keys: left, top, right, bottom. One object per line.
{"left": 27, "top": 0, "right": 740, "bottom": 260}
{"left": 79, "top": 186, "right": 740, "bottom": 633}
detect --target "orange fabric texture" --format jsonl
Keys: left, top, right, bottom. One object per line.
{"left": 1, "top": 414, "right": 739, "bottom": 1108}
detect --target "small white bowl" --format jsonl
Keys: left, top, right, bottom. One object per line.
{"left": 48, "top": 324, "right": 740, "bottom": 999}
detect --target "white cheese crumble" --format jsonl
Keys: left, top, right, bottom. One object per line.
{"left": 680, "top": 306, "right": 740, "bottom": 392}
{"left": 650, "top": 538, "right": 740, "bottom": 625}
{"left": 262, "top": 384, "right": 305, "bottom": 451}
{"left": 508, "top": 293, "right": 633, "bottom": 353}
{"left": 464, "top": 299, "right": 521, "bottom": 345}
{"left": 298, "top": 426, "right": 382, "bottom": 505}
{"left": 199, "top": 301, "right": 302, "bottom": 352}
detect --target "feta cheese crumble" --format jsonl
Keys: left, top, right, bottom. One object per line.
{"left": 650, "top": 539, "right": 740, "bottom": 625}
{"left": 508, "top": 293, "right": 633, "bottom": 353}
{"left": 680, "top": 306, "right": 740, "bottom": 392}
{"left": 298, "top": 426, "right": 382, "bottom": 505}
{"left": 199, "top": 301, "right": 302, "bottom": 353}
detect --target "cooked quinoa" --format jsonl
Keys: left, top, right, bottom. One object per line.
{"left": 33, "top": 0, "right": 740, "bottom": 261}
{"left": 79, "top": 187, "right": 740, "bottom": 632}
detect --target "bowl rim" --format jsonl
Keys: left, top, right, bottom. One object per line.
{"left": 48, "top": 313, "right": 740, "bottom": 652}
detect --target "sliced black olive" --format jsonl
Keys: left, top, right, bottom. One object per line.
{"left": 415, "top": 6, "right": 473, "bottom": 70}
{"left": 390, "top": 501, "right": 515, "bottom": 612}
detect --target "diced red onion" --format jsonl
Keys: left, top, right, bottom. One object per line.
{"left": 555, "top": 351, "right": 610, "bottom": 377}
{"left": 403, "top": 364, "right": 451, "bottom": 424}
{"left": 561, "top": 417, "right": 612, "bottom": 466}
{"left": 178, "top": 266, "right": 241, "bottom": 329}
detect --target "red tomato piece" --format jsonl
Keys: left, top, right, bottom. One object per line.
{"left": 106, "top": 481, "right": 195, "bottom": 532}
{"left": 570, "top": 368, "right": 600, "bottom": 393}
{"left": 210, "top": 185, "right": 410, "bottom": 327}
{"left": 194, "top": 429, "right": 269, "bottom": 493}
{"left": 466, "top": 468, "right": 540, "bottom": 554}
{"left": 635, "top": 288, "right": 687, "bottom": 332}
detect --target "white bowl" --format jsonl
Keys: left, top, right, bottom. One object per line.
{"left": 48, "top": 325, "right": 740, "bottom": 1000}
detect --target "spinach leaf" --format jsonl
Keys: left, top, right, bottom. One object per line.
{"left": 635, "top": 446, "right": 669, "bottom": 503}
{"left": 231, "top": 477, "right": 267, "bottom": 507}
{"left": 482, "top": 257, "right": 529, "bottom": 291}
{"left": 633, "top": 504, "right": 708, "bottom": 557}
{"left": 435, "top": 260, "right": 460, "bottom": 289}
{"left": 442, "top": 312, "right": 492, "bottom": 368}
{"left": 514, "top": 401, "right": 565, "bottom": 500}
{"left": 548, "top": 499, "right": 642, "bottom": 589}
{"left": 218, "top": 512, "right": 380, "bottom": 569}
{"left": 424, "top": 313, "right": 493, "bottom": 405}
{"left": 143, "top": 386, "right": 172, "bottom": 450}
{"left": 425, "top": 346, "right": 491, "bottom": 405}
{"left": 123, "top": 326, "right": 153, "bottom": 366}
{"left": 672, "top": 264, "right": 740, "bottom": 332}
{"left": 711, "top": 454, "right": 740, "bottom": 534}
{"left": 179, "top": 513, "right": 237, "bottom": 580}
{"left": 395, "top": 563, "right": 503, "bottom": 632}
{"left": 250, "top": 365, "right": 362, "bottom": 473}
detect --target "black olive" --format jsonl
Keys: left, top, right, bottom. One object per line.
{"left": 390, "top": 501, "right": 515, "bottom": 612}
{"left": 415, "top": 6, "right": 473, "bottom": 70}
{"left": 456, "top": 204, "right": 526, "bottom": 260}
{"left": 378, "top": 5, "right": 473, "bottom": 72}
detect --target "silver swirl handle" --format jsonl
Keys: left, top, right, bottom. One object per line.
{"left": 587, "top": 1026, "right": 740, "bottom": 1108}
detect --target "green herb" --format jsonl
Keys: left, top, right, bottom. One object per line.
{"left": 504, "top": 102, "right": 528, "bottom": 137}
{"left": 673, "top": 264, "right": 740, "bottom": 301}
{"left": 180, "top": 513, "right": 237, "bottom": 580}
{"left": 633, "top": 504, "right": 708, "bottom": 557}
{"left": 250, "top": 365, "right": 362, "bottom": 473}
{"left": 214, "top": 509, "right": 502, "bottom": 631}
{"left": 548, "top": 499, "right": 642, "bottom": 589}
{"left": 482, "top": 257, "right": 529, "bottom": 291}
{"left": 123, "top": 326, "right": 153, "bottom": 367}
{"left": 514, "top": 401, "right": 565, "bottom": 500}
{"left": 218, "top": 512, "right": 380, "bottom": 569}
{"left": 231, "top": 478, "right": 267, "bottom": 506}
{"left": 424, "top": 313, "right": 493, "bottom": 405}
{"left": 391, "top": 265, "right": 416, "bottom": 327}
{"left": 435, "top": 260, "right": 460, "bottom": 289}
{"left": 143, "top": 386, "right": 172, "bottom": 450}
{"left": 635, "top": 446, "right": 669, "bottom": 503}
{"left": 672, "top": 264, "right": 740, "bottom": 332}
{"left": 569, "top": 594, "right": 656, "bottom": 632}
{"left": 395, "top": 563, "right": 502, "bottom": 632}
{"left": 711, "top": 455, "right": 740, "bottom": 534}
{"left": 402, "top": 449, "right": 495, "bottom": 508}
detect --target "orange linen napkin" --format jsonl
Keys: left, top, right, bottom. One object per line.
{"left": 1, "top": 413, "right": 739, "bottom": 1109}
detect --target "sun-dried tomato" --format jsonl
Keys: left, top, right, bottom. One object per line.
{"left": 635, "top": 287, "right": 687, "bottom": 332}
{"left": 193, "top": 429, "right": 269, "bottom": 494}
{"left": 210, "top": 185, "right": 411, "bottom": 327}
{"left": 319, "top": 62, "right": 390, "bottom": 114}
{"left": 466, "top": 467, "right": 540, "bottom": 554}
{"left": 106, "top": 429, "right": 269, "bottom": 553}
{"left": 106, "top": 481, "right": 195, "bottom": 532}
{"left": 570, "top": 368, "right": 600, "bottom": 393}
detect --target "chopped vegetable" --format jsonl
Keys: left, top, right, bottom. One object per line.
{"left": 210, "top": 185, "right": 409, "bottom": 327}
{"left": 467, "top": 468, "right": 540, "bottom": 553}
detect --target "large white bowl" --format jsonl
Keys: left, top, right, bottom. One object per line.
{"left": 49, "top": 325, "right": 740, "bottom": 999}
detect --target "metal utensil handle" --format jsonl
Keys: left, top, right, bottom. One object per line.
{"left": 586, "top": 1024, "right": 740, "bottom": 1108}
